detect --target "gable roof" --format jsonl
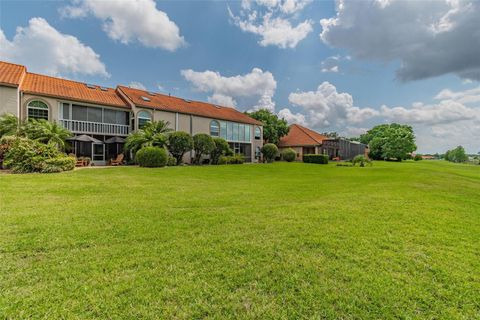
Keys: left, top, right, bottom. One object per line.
{"left": 20, "top": 73, "right": 129, "bottom": 108}
{"left": 279, "top": 124, "right": 329, "bottom": 147}
{"left": 118, "top": 86, "right": 262, "bottom": 126}
{"left": 0, "top": 61, "right": 26, "bottom": 87}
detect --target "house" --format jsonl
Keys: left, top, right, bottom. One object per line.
{"left": 278, "top": 124, "right": 368, "bottom": 161}
{"left": 0, "top": 61, "right": 263, "bottom": 165}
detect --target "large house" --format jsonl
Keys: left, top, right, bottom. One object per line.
{"left": 278, "top": 124, "right": 368, "bottom": 161}
{"left": 0, "top": 61, "right": 263, "bottom": 165}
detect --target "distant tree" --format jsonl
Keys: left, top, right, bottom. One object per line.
{"left": 322, "top": 131, "right": 339, "bottom": 139}
{"left": 247, "top": 109, "right": 289, "bottom": 144}
{"left": 360, "top": 123, "right": 416, "bottom": 161}
{"left": 168, "top": 131, "right": 193, "bottom": 165}
{"left": 444, "top": 146, "right": 468, "bottom": 163}
{"left": 193, "top": 133, "right": 215, "bottom": 165}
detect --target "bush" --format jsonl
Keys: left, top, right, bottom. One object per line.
{"left": 282, "top": 148, "right": 296, "bottom": 162}
{"left": 193, "top": 133, "right": 215, "bottom": 165}
{"left": 1, "top": 136, "right": 76, "bottom": 173}
{"left": 414, "top": 154, "right": 423, "bottom": 161}
{"left": 303, "top": 154, "right": 328, "bottom": 164}
{"left": 136, "top": 147, "right": 168, "bottom": 168}
{"left": 167, "top": 155, "right": 176, "bottom": 166}
{"left": 217, "top": 154, "right": 245, "bottom": 165}
{"left": 168, "top": 131, "right": 193, "bottom": 165}
{"left": 211, "top": 138, "right": 232, "bottom": 165}
{"left": 352, "top": 155, "right": 372, "bottom": 167}
{"left": 261, "top": 143, "right": 278, "bottom": 163}
{"left": 41, "top": 155, "right": 76, "bottom": 173}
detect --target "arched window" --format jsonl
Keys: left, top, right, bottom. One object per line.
{"left": 210, "top": 120, "right": 220, "bottom": 137}
{"left": 137, "top": 111, "right": 151, "bottom": 129}
{"left": 254, "top": 126, "right": 261, "bottom": 140}
{"left": 27, "top": 100, "right": 49, "bottom": 120}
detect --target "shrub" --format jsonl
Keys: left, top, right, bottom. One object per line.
{"left": 211, "top": 138, "right": 232, "bottom": 165}
{"left": 167, "top": 155, "right": 176, "bottom": 166}
{"left": 414, "top": 154, "right": 423, "bottom": 161}
{"left": 303, "top": 154, "right": 328, "bottom": 164}
{"left": 282, "top": 148, "right": 296, "bottom": 162}
{"left": 352, "top": 155, "right": 372, "bottom": 167}
{"left": 136, "top": 147, "right": 168, "bottom": 168}
{"left": 193, "top": 133, "right": 215, "bottom": 165}
{"left": 41, "top": 155, "right": 76, "bottom": 173}
{"left": 217, "top": 154, "right": 245, "bottom": 165}
{"left": 168, "top": 131, "right": 193, "bottom": 165}
{"left": 261, "top": 143, "right": 278, "bottom": 163}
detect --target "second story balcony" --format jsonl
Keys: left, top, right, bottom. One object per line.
{"left": 60, "top": 119, "right": 130, "bottom": 136}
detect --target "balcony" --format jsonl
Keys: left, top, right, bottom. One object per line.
{"left": 60, "top": 119, "right": 130, "bottom": 136}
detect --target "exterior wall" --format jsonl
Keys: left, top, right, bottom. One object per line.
{"left": 0, "top": 86, "right": 19, "bottom": 116}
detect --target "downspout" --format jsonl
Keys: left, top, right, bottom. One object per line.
{"left": 175, "top": 112, "right": 179, "bottom": 131}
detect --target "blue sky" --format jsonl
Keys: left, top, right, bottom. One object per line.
{"left": 1, "top": 0, "right": 479, "bottom": 153}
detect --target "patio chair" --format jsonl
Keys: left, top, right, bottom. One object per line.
{"left": 110, "top": 153, "right": 124, "bottom": 166}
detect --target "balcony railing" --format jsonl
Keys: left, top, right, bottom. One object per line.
{"left": 60, "top": 119, "right": 130, "bottom": 136}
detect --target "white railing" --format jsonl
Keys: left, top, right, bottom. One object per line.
{"left": 60, "top": 119, "right": 130, "bottom": 136}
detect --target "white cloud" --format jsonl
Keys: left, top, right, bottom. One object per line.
{"left": 288, "top": 81, "right": 378, "bottom": 126}
{"left": 0, "top": 17, "right": 108, "bottom": 77}
{"left": 320, "top": 0, "right": 480, "bottom": 81}
{"left": 181, "top": 68, "right": 277, "bottom": 111}
{"left": 229, "top": 0, "right": 313, "bottom": 49}
{"left": 128, "top": 81, "right": 147, "bottom": 90}
{"left": 434, "top": 86, "right": 480, "bottom": 105}
{"left": 278, "top": 107, "right": 307, "bottom": 126}
{"left": 61, "top": 0, "right": 185, "bottom": 51}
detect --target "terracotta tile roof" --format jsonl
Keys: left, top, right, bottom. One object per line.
{"left": 0, "top": 61, "right": 26, "bottom": 87}
{"left": 278, "top": 124, "right": 329, "bottom": 147}
{"left": 118, "top": 86, "right": 262, "bottom": 126}
{"left": 20, "top": 73, "right": 129, "bottom": 108}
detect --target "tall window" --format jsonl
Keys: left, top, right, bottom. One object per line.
{"left": 210, "top": 120, "right": 220, "bottom": 137}
{"left": 137, "top": 111, "right": 151, "bottom": 129}
{"left": 27, "top": 101, "right": 48, "bottom": 120}
{"left": 255, "top": 127, "right": 261, "bottom": 140}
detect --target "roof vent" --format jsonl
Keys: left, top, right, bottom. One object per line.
{"left": 86, "top": 84, "right": 96, "bottom": 89}
{"left": 183, "top": 98, "right": 192, "bottom": 103}
{"left": 148, "top": 92, "right": 156, "bottom": 96}
{"left": 100, "top": 87, "right": 108, "bottom": 91}
{"left": 141, "top": 96, "right": 151, "bottom": 102}
{"left": 215, "top": 105, "right": 222, "bottom": 109}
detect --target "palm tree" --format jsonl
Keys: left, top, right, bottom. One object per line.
{"left": 125, "top": 120, "right": 172, "bottom": 155}
{"left": 26, "top": 120, "right": 72, "bottom": 151}
{"left": 0, "top": 113, "right": 22, "bottom": 138}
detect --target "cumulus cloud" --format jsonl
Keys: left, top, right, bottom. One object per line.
{"left": 181, "top": 68, "right": 277, "bottom": 111}
{"left": 0, "top": 17, "right": 108, "bottom": 77}
{"left": 278, "top": 107, "right": 307, "bottom": 126}
{"left": 434, "top": 86, "right": 480, "bottom": 105}
{"left": 229, "top": 0, "right": 313, "bottom": 48}
{"left": 61, "top": 0, "right": 185, "bottom": 51}
{"left": 320, "top": 0, "right": 480, "bottom": 81}
{"left": 128, "top": 81, "right": 147, "bottom": 90}
{"left": 287, "top": 81, "right": 378, "bottom": 127}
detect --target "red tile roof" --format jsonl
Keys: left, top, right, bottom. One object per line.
{"left": 118, "top": 86, "right": 262, "bottom": 126}
{"left": 20, "top": 73, "right": 129, "bottom": 108}
{"left": 279, "top": 124, "right": 329, "bottom": 147}
{"left": 0, "top": 61, "right": 26, "bottom": 87}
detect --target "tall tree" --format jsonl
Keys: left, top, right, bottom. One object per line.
{"left": 360, "top": 123, "right": 416, "bottom": 161}
{"left": 444, "top": 146, "right": 468, "bottom": 163}
{"left": 247, "top": 109, "right": 289, "bottom": 144}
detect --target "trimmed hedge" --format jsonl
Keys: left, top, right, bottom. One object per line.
{"left": 41, "top": 156, "right": 76, "bottom": 173}
{"left": 261, "top": 143, "right": 278, "bottom": 163}
{"left": 136, "top": 147, "right": 168, "bottom": 167}
{"left": 303, "top": 154, "right": 328, "bottom": 164}
{"left": 282, "top": 148, "right": 296, "bottom": 162}
{"left": 218, "top": 154, "right": 245, "bottom": 165}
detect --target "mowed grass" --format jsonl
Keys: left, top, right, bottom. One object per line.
{"left": 0, "top": 161, "right": 479, "bottom": 319}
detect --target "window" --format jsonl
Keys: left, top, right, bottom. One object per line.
{"left": 232, "top": 123, "right": 239, "bottom": 141}
{"left": 27, "top": 101, "right": 49, "bottom": 120}
{"left": 227, "top": 122, "right": 233, "bottom": 141}
{"left": 62, "top": 103, "right": 70, "bottom": 119}
{"left": 220, "top": 121, "right": 227, "bottom": 139}
{"left": 137, "top": 111, "right": 151, "bottom": 129}
{"left": 239, "top": 124, "right": 245, "bottom": 142}
{"left": 210, "top": 120, "right": 220, "bottom": 137}
{"left": 245, "top": 125, "right": 251, "bottom": 142}
{"left": 255, "top": 127, "right": 261, "bottom": 140}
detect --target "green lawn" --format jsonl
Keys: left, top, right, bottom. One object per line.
{"left": 1, "top": 161, "right": 479, "bottom": 319}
